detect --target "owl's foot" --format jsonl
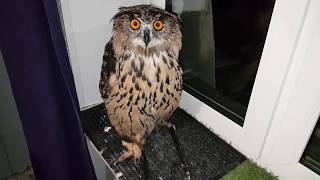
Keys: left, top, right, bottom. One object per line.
{"left": 165, "top": 122, "right": 176, "bottom": 130}
{"left": 113, "top": 141, "right": 142, "bottom": 165}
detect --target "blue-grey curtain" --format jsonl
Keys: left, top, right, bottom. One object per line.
{"left": 0, "top": 0, "right": 97, "bottom": 179}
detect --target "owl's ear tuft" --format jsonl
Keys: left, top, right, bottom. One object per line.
{"left": 167, "top": 11, "right": 182, "bottom": 29}
{"left": 110, "top": 8, "right": 130, "bottom": 23}
{"left": 110, "top": 5, "right": 151, "bottom": 22}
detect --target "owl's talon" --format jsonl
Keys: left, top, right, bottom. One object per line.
{"left": 171, "top": 124, "right": 176, "bottom": 131}
{"left": 133, "top": 157, "right": 141, "bottom": 166}
{"left": 113, "top": 141, "right": 142, "bottom": 165}
{"left": 166, "top": 122, "right": 176, "bottom": 131}
{"left": 113, "top": 150, "right": 132, "bottom": 165}
{"left": 160, "top": 121, "right": 176, "bottom": 130}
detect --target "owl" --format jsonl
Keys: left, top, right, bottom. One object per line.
{"left": 99, "top": 5, "right": 183, "bottom": 163}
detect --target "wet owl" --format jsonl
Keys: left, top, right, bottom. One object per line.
{"left": 99, "top": 5, "right": 183, "bottom": 163}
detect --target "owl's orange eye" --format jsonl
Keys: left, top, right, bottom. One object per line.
{"left": 153, "top": 20, "right": 163, "bottom": 31}
{"left": 130, "top": 19, "right": 141, "bottom": 30}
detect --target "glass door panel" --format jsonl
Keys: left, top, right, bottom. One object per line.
{"left": 301, "top": 118, "right": 320, "bottom": 175}
{"left": 166, "top": 0, "right": 275, "bottom": 125}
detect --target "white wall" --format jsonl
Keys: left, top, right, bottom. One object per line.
{"left": 150, "top": 0, "right": 165, "bottom": 8}
{"left": 60, "top": 0, "right": 149, "bottom": 107}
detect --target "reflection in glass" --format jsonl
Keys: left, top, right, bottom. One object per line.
{"left": 301, "top": 119, "right": 320, "bottom": 175}
{"left": 166, "top": 0, "right": 275, "bottom": 125}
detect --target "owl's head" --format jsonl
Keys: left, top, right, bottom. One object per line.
{"left": 111, "top": 5, "right": 182, "bottom": 59}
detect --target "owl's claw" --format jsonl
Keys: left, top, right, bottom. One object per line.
{"left": 113, "top": 140, "right": 142, "bottom": 166}
{"left": 113, "top": 150, "right": 132, "bottom": 166}
{"left": 171, "top": 124, "right": 176, "bottom": 131}
{"left": 161, "top": 121, "right": 176, "bottom": 130}
{"left": 165, "top": 122, "right": 176, "bottom": 131}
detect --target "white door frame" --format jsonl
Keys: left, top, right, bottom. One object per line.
{"left": 174, "top": 0, "right": 312, "bottom": 160}
{"left": 257, "top": 0, "right": 320, "bottom": 178}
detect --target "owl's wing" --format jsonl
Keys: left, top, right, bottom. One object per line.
{"left": 99, "top": 39, "right": 116, "bottom": 99}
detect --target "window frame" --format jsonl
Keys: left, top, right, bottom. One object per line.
{"left": 161, "top": 0, "right": 313, "bottom": 161}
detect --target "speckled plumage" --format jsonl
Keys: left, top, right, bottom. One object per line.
{"left": 99, "top": 5, "right": 182, "bottom": 162}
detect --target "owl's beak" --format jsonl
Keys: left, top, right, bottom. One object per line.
{"left": 143, "top": 29, "right": 151, "bottom": 47}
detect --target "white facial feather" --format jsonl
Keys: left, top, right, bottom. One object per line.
{"left": 132, "top": 38, "right": 146, "bottom": 48}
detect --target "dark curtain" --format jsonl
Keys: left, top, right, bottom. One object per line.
{"left": 0, "top": 0, "right": 97, "bottom": 180}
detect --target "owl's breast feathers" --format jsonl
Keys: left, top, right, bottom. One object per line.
{"left": 99, "top": 39, "right": 183, "bottom": 143}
